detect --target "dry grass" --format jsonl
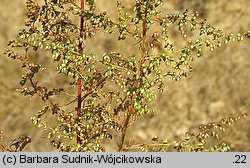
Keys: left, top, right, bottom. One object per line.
{"left": 0, "top": 0, "right": 249, "bottom": 151}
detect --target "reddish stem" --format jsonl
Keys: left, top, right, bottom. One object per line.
{"left": 118, "top": 18, "right": 147, "bottom": 151}
{"left": 76, "top": 0, "right": 85, "bottom": 145}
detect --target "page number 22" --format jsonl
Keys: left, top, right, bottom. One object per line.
{"left": 233, "top": 155, "right": 247, "bottom": 164}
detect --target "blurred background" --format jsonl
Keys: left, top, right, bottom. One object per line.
{"left": 0, "top": 0, "right": 249, "bottom": 151}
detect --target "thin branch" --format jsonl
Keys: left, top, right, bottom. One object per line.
{"left": 76, "top": 0, "right": 85, "bottom": 145}
{"left": 68, "top": 0, "right": 81, "bottom": 9}
{"left": 118, "top": 1, "right": 149, "bottom": 152}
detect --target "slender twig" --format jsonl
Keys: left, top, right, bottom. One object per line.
{"left": 68, "top": 0, "right": 81, "bottom": 9}
{"left": 118, "top": 1, "right": 148, "bottom": 151}
{"left": 63, "top": 90, "right": 76, "bottom": 97}
{"left": 63, "top": 75, "right": 107, "bottom": 107}
{"left": 76, "top": 0, "right": 85, "bottom": 145}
